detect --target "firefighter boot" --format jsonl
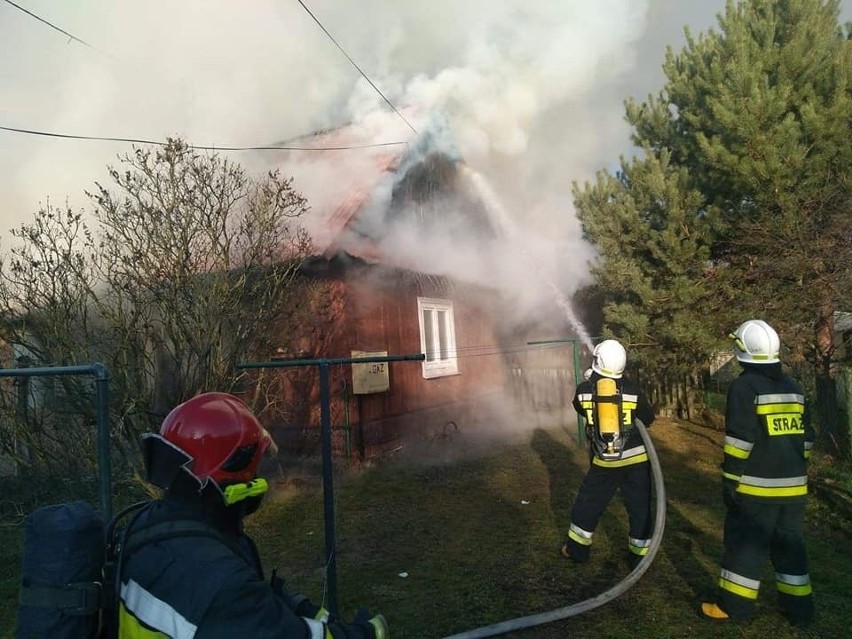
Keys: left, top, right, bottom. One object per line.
{"left": 627, "top": 552, "right": 644, "bottom": 570}
{"left": 700, "top": 602, "right": 730, "bottom": 622}
{"left": 353, "top": 607, "right": 388, "bottom": 639}
{"left": 560, "top": 541, "right": 589, "bottom": 563}
{"left": 368, "top": 614, "right": 389, "bottom": 639}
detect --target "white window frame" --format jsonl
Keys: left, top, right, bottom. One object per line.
{"left": 417, "top": 297, "right": 459, "bottom": 379}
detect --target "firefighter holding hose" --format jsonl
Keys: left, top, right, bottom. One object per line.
{"left": 701, "top": 320, "right": 815, "bottom": 626}
{"left": 561, "top": 339, "right": 656, "bottom": 569}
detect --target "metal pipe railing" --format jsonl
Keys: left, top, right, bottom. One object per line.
{"left": 238, "top": 353, "right": 424, "bottom": 615}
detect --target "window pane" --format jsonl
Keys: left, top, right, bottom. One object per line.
{"left": 437, "top": 310, "right": 448, "bottom": 360}
{"left": 423, "top": 309, "right": 435, "bottom": 362}
{"left": 417, "top": 297, "right": 458, "bottom": 378}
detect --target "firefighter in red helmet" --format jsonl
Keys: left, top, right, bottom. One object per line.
{"left": 116, "top": 392, "right": 389, "bottom": 639}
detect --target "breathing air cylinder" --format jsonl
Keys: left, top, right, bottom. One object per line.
{"left": 15, "top": 501, "right": 104, "bottom": 639}
{"left": 594, "top": 377, "right": 622, "bottom": 459}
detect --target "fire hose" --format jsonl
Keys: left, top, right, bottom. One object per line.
{"left": 441, "top": 420, "right": 665, "bottom": 639}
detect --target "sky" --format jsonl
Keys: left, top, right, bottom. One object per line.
{"left": 1, "top": 0, "right": 849, "bottom": 336}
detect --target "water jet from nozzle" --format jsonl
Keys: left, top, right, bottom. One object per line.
{"left": 463, "top": 166, "right": 594, "bottom": 351}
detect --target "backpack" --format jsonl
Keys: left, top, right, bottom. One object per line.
{"left": 15, "top": 499, "right": 254, "bottom": 639}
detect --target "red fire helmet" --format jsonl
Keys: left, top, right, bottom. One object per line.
{"left": 159, "top": 392, "right": 275, "bottom": 486}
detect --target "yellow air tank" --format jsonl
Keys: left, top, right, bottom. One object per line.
{"left": 595, "top": 377, "right": 620, "bottom": 454}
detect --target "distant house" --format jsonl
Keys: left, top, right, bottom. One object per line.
{"left": 834, "top": 311, "right": 852, "bottom": 364}
{"left": 0, "top": 338, "right": 44, "bottom": 477}
{"left": 259, "top": 110, "right": 577, "bottom": 457}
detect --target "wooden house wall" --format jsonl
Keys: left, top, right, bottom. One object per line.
{"left": 345, "top": 274, "right": 507, "bottom": 452}
{"left": 264, "top": 267, "right": 509, "bottom": 457}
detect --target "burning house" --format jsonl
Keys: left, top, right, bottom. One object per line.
{"left": 262, "top": 109, "right": 578, "bottom": 458}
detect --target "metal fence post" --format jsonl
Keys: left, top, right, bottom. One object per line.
{"left": 238, "top": 352, "right": 424, "bottom": 615}
{"left": 318, "top": 360, "right": 338, "bottom": 613}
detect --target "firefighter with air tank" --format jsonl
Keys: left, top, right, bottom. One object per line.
{"left": 561, "top": 339, "right": 656, "bottom": 569}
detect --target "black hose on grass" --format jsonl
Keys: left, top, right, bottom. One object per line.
{"left": 441, "top": 420, "right": 666, "bottom": 639}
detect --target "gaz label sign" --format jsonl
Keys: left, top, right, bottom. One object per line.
{"left": 351, "top": 350, "right": 390, "bottom": 394}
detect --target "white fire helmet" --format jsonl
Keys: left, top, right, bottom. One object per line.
{"left": 591, "top": 339, "right": 627, "bottom": 379}
{"left": 729, "top": 319, "right": 780, "bottom": 364}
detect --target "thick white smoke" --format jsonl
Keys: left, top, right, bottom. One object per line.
{"left": 323, "top": 1, "right": 649, "bottom": 333}
{"left": 0, "top": 0, "right": 741, "bottom": 329}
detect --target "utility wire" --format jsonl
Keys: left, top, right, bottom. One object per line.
{"left": 0, "top": 125, "right": 409, "bottom": 151}
{"left": 3, "top": 0, "right": 418, "bottom": 146}
{"left": 3, "top": 0, "right": 96, "bottom": 49}
{"left": 296, "top": 0, "right": 418, "bottom": 136}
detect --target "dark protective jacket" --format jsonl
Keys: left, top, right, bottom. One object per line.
{"left": 116, "top": 491, "right": 368, "bottom": 639}
{"left": 572, "top": 372, "right": 655, "bottom": 468}
{"left": 722, "top": 362, "right": 815, "bottom": 501}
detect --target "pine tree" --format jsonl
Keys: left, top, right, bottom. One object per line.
{"left": 575, "top": 0, "right": 851, "bottom": 454}
{"left": 573, "top": 149, "right": 719, "bottom": 412}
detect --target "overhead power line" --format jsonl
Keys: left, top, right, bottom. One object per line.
{"left": 296, "top": 0, "right": 418, "bottom": 136}
{"left": 4, "top": 0, "right": 418, "bottom": 146}
{"left": 3, "top": 0, "right": 96, "bottom": 49}
{"left": 0, "top": 125, "right": 409, "bottom": 151}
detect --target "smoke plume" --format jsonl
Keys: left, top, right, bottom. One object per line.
{"left": 1, "top": 0, "right": 737, "bottom": 329}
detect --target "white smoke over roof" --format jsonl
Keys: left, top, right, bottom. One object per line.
{"left": 1, "top": 0, "right": 752, "bottom": 326}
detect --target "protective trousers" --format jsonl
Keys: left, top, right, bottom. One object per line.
{"left": 716, "top": 499, "right": 814, "bottom": 624}
{"left": 565, "top": 462, "right": 651, "bottom": 562}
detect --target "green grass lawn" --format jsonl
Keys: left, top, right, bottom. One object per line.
{"left": 1, "top": 418, "right": 850, "bottom": 638}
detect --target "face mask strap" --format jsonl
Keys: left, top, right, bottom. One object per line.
{"left": 222, "top": 478, "right": 269, "bottom": 506}
{"left": 729, "top": 333, "right": 747, "bottom": 353}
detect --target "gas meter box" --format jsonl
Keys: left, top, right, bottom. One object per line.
{"left": 351, "top": 350, "right": 390, "bottom": 394}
